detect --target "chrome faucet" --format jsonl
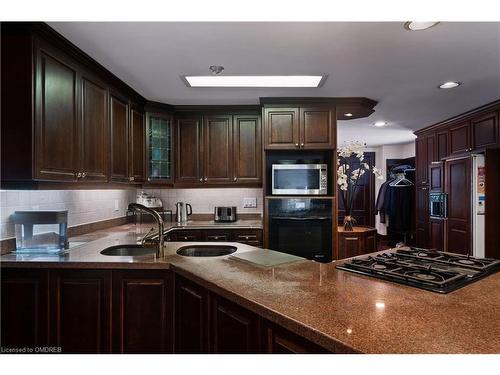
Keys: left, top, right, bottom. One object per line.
{"left": 128, "top": 203, "right": 165, "bottom": 258}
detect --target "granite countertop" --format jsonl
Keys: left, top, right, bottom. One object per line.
{"left": 1, "top": 223, "right": 499, "bottom": 354}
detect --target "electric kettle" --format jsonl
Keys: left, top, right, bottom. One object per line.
{"left": 175, "top": 202, "right": 192, "bottom": 223}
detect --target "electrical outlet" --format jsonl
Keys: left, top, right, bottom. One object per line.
{"left": 114, "top": 199, "right": 120, "bottom": 212}
{"left": 243, "top": 197, "right": 257, "bottom": 208}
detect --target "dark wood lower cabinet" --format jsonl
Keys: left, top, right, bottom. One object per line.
{"left": 113, "top": 270, "right": 173, "bottom": 353}
{"left": 263, "top": 321, "right": 329, "bottom": 353}
{"left": 210, "top": 294, "right": 260, "bottom": 353}
{"left": 167, "top": 228, "right": 263, "bottom": 247}
{"left": 2, "top": 269, "right": 334, "bottom": 354}
{"left": 50, "top": 269, "right": 112, "bottom": 353}
{"left": 337, "top": 226, "right": 377, "bottom": 259}
{"left": 429, "top": 218, "right": 445, "bottom": 252}
{"left": 0, "top": 269, "right": 49, "bottom": 349}
{"left": 174, "top": 274, "right": 209, "bottom": 353}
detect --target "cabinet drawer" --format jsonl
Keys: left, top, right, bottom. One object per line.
{"left": 204, "top": 230, "right": 231, "bottom": 242}
{"left": 169, "top": 230, "right": 203, "bottom": 242}
{"left": 231, "top": 230, "right": 263, "bottom": 246}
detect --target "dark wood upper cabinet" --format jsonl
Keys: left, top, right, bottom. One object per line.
{"left": 233, "top": 115, "right": 262, "bottom": 184}
{"left": 415, "top": 137, "right": 428, "bottom": 185}
{"left": 263, "top": 321, "right": 328, "bottom": 353}
{"left": 113, "top": 270, "right": 173, "bottom": 353}
{"left": 472, "top": 111, "right": 498, "bottom": 149}
{"left": 175, "top": 116, "right": 203, "bottom": 183}
{"left": 449, "top": 121, "right": 471, "bottom": 155}
{"left": 436, "top": 130, "right": 449, "bottom": 160}
{"left": 50, "top": 270, "right": 112, "bottom": 353}
{"left": 109, "top": 94, "right": 129, "bottom": 182}
{"left": 130, "top": 108, "right": 146, "bottom": 182}
{"left": 300, "top": 107, "right": 336, "bottom": 149}
{"left": 34, "top": 42, "right": 79, "bottom": 181}
{"left": 429, "top": 162, "right": 443, "bottom": 192}
{"left": 0, "top": 269, "right": 50, "bottom": 349}
{"left": 204, "top": 115, "right": 233, "bottom": 183}
{"left": 264, "top": 108, "right": 300, "bottom": 149}
{"left": 145, "top": 112, "right": 173, "bottom": 184}
{"left": 80, "top": 75, "right": 109, "bottom": 182}
{"left": 210, "top": 294, "right": 260, "bottom": 353}
{"left": 445, "top": 157, "right": 471, "bottom": 255}
{"left": 174, "top": 275, "right": 209, "bottom": 353}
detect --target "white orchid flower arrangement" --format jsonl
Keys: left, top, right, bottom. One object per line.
{"left": 337, "top": 141, "right": 383, "bottom": 230}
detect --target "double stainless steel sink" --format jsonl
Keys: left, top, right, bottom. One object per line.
{"left": 100, "top": 244, "right": 237, "bottom": 257}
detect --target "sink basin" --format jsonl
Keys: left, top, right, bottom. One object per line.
{"left": 176, "top": 245, "right": 237, "bottom": 257}
{"left": 100, "top": 245, "right": 156, "bottom": 256}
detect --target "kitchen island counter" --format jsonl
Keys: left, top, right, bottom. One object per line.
{"left": 1, "top": 224, "right": 499, "bottom": 354}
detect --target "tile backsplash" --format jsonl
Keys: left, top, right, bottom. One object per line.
{"left": 138, "top": 188, "right": 263, "bottom": 216}
{"left": 0, "top": 189, "right": 135, "bottom": 240}
{"left": 0, "top": 188, "right": 263, "bottom": 240}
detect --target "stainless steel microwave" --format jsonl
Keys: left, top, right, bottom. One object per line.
{"left": 272, "top": 164, "right": 328, "bottom": 195}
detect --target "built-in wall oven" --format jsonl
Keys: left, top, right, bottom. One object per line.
{"left": 429, "top": 192, "right": 447, "bottom": 218}
{"left": 272, "top": 164, "right": 327, "bottom": 195}
{"left": 268, "top": 198, "right": 332, "bottom": 262}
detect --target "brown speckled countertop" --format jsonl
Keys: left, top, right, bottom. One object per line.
{"left": 1, "top": 223, "right": 499, "bottom": 354}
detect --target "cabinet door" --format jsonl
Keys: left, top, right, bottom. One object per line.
{"left": 204, "top": 115, "right": 232, "bottom": 183}
{"left": 436, "top": 130, "right": 449, "bottom": 160}
{"left": 204, "top": 230, "right": 232, "bottom": 241}
{"left": 50, "top": 270, "right": 112, "bottom": 353}
{"left": 34, "top": 43, "right": 79, "bottom": 181}
{"left": 300, "top": 107, "right": 335, "bottom": 149}
{"left": 264, "top": 108, "right": 300, "bottom": 149}
{"left": 1, "top": 269, "right": 49, "bottom": 349}
{"left": 429, "top": 218, "right": 445, "bottom": 252}
{"left": 338, "top": 234, "right": 362, "bottom": 259}
{"left": 176, "top": 116, "right": 203, "bottom": 183}
{"left": 415, "top": 137, "right": 428, "bottom": 185}
{"left": 233, "top": 115, "right": 262, "bottom": 184}
{"left": 110, "top": 94, "right": 129, "bottom": 182}
{"left": 415, "top": 186, "right": 429, "bottom": 248}
{"left": 445, "top": 157, "right": 471, "bottom": 255}
{"left": 146, "top": 113, "right": 173, "bottom": 184}
{"left": 80, "top": 75, "right": 108, "bottom": 181}
{"left": 113, "top": 270, "right": 172, "bottom": 353}
{"left": 426, "top": 134, "right": 436, "bottom": 163}
{"left": 429, "top": 162, "right": 443, "bottom": 192}
{"left": 174, "top": 275, "right": 209, "bottom": 353}
{"left": 210, "top": 294, "right": 260, "bottom": 353}
{"left": 449, "top": 122, "right": 471, "bottom": 155}
{"left": 130, "top": 108, "right": 146, "bottom": 182}
{"left": 263, "top": 321, "right": 328, "bottom": 353}
{"left": 472, "top": 111, "right": 498, "bottom": 149}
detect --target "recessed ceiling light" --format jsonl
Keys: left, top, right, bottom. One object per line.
{"left": 373, "top": 121, "right": 388, "bottom": 127}
{"left": 404, "top": 21, "right": 440, "bottom": 31}
{"left": 344, "top": 113, "right": 353, "bottom": 117}
{"left": 438, "top": 81, "right": 461, "bottom": 89}
{"left": 183, "top": 75, "right": 326, "bottom": 88}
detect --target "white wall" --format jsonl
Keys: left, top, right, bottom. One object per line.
{"left": 139, "top": 188, "right": 263, "bottom": 216}
{"left": 369, "top": 141, "right": 416, "bottom": 235}
{"left": 0, "top": 189, "right": 135, "bottom": 240}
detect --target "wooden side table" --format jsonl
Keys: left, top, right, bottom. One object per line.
{"left": 337, "top": 226, "right": 377, "bottom": 259}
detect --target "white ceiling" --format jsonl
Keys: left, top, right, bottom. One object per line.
{"left": 49, "top": 22, "right": 500, "bottom": 146}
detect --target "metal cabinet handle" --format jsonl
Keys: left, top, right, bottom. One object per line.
{"left": 300, "top": 143, "right": 304, "bottom": 147}
{"left": 76, "top": 172, "right": 82, "bottom": 178}
{"left": 213, "top": 236, "right": 219, "bottom": 240}
{"left": 82, "top": 172, "right": 87, "bottom": 178}
{"left": 184, "top": 236, "right": 188, "bottom": 240}
{"left": 233, "top": 177, "right": 237, "bottom": 181}
{"left": 130, "top": 176, "right": 135, "bottom": 181}
{"left": 204, "top": 177, "right": 208, "bottom": 181}
{"left": 199, "top": 178, "right": 203, "bottom": 182}
{"left": 295, "top": 143, "right": 299, "bottom": 147}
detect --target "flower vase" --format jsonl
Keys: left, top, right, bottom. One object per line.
{"left": 343, "top": 215, "right": 356, "bottom": 231}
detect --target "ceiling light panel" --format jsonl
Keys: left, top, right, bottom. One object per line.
{"left": 183, "top": 75, "right": 325, "bottom": 88}
{"left": 404, "top": 22, "right": 440, "bottom": 31}
{"left": 438, "top": 81, "right": 461, "bottom": 89}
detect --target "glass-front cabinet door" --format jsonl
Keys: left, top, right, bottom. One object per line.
{"left": 146, "top": 112, "right": 173, "bottom": 184}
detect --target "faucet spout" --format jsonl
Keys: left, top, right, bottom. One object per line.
{"left": 128, "top": 203, "right": 165, "bottom": 258}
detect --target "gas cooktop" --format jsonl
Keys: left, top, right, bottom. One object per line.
{"left": 336, "top": 248, "right": 500, "bottom": 293}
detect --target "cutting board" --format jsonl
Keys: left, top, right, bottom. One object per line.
{"left": 229, "top": 249, "right": 306, "bottom": 268}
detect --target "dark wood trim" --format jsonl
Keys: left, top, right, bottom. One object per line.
{"left": 414, "top": 100, "right": 500, "bottom": 136}
{"left": 173, "top": 105, "right": 261, "bottom": 113}
{"left": 144, "top": 100, "right": 175, "bottom": 113}
{"left": 260, "top": 96, "right": 377, "bottom": 107}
